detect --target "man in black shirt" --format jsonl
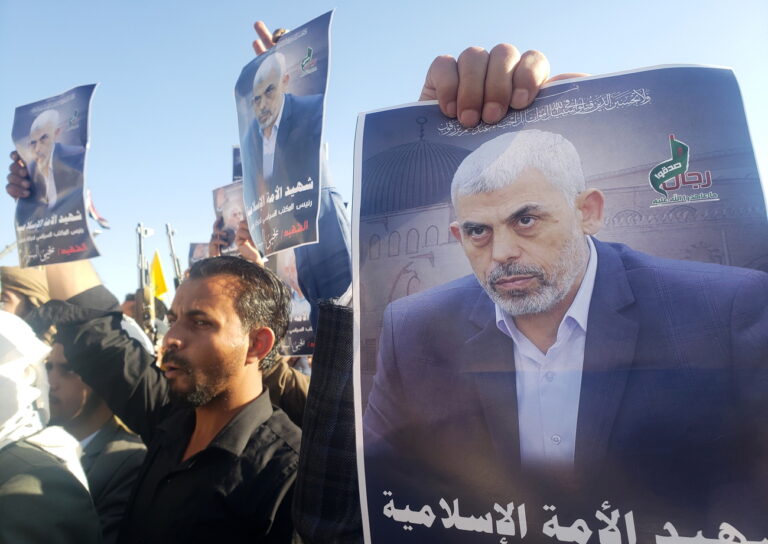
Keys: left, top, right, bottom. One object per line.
{"left": 24, "top": 256, "right": 301, "bottom": 543}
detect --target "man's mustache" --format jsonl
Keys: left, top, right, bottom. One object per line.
{"left": 162, "top": 352, "right": 192, "bottom": 373}
{"left": 487, "top": 263, "right": 546, "bottom": 286}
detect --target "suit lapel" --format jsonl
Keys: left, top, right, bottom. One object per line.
{"left": 460, "top": 289, "right": 521, "bottom": 470}
{"left": 575, "top": 240, "right": 639, "bottom": 479}
{"left": 81, "top": 417, "right": 119, "bottom": 473}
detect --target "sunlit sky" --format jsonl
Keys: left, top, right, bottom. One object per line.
{"left": 1, "top": 0, "right": 766, "bottom": 300}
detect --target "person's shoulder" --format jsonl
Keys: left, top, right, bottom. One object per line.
{"left": 256, "top": 406, "right": 302, "bottom": 457}
{"left": 102, "top": 422, "right": 146, "bottom": 455}
{"left": 233, "top": 407, "right": 300, "bottom": 503}
{"left": 0, "top": 439, "right": 86, "bottom": 491}
{"left": 601, "top": 239, "right": 766, "bottom": 277}
{"left": 55, "top": 143, "right": 85, "bottom": 157}
{"left": 286, "top": 92, "right": 324, "bottom": 117}
{"left": 598, "top": 239, "right": 768, "bottom": 295}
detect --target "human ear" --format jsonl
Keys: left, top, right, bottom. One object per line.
{"left": 247, "top": 326, "right": 276, "bottom": 365}
{"left": 576, "top": 189, "right": 605, "bottom": 235}
{"left": 450, "top": 221, "right": 462, "bottom": 242}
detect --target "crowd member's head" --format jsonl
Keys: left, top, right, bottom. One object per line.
{"left": 449, "top": 130, "right": 605, "bottom": 317}
{"left": 0, "top": 311, "right": 51, "bottom": 446}
{"left": 28, "top": 109, "right": 61, "bottom": 173}
{"left": 161, "top": 256, "right": 290, "bottom": 408}
{"left": 0, "top": 266, "right": 50, "bottom": 319}
{"left": 121, "top": 294, "right": 168, "bottom": 322}
{"left": 45, "top": 343, "right": 112, "bottom": 439}
{"left": 252, "top": 52, "right": 289, "bottom": 135}
{"left": 120, "top": 293, "right": 136, "bottom": 319}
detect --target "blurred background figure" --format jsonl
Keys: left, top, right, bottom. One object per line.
{"left": 0, "top": 265, "right": 49, "bottom": 318}
{"left": 0, "top": 310, "right": 101, "bottom": 543}
{"left": 46, "top": 341, "right": 146, "bottom": 544}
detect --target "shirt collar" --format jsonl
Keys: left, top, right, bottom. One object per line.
{"left": 259, "top": 94, "right": 286, "bottom": 139}
{"left": 495, "top": 235, "right": 598, "bottom": 337}
{"left": 157, "top": 389, "right": 274, "bottom": 458}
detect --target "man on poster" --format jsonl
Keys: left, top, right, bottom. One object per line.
{"left": 244, "top": 51, "right": 322, "bottom": 199}
{"left": 364, "top": 129, "right": 768, "bottom": 537}
{"left": 24, "top": 109, "right": 84, "bottom": 210}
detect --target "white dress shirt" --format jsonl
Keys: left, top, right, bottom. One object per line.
{"left": 495, "top": 236, "right": 598, "bottom": 469}
{"left": 260, "top": 96, "right": 286, "bottom": 180}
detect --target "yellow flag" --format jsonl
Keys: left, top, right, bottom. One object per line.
{"left": 150, "top": 250, "right": 168, "bottom": 298}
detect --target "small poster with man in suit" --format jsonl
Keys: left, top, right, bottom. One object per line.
{"left": 12, "top": 85, "right": 99, "bottom": 266}
{"left": 235, "top": 11, "right": 331, "bottom": 256}
{"left": 212, "top": 181, "right": 245, "bottom": 256}
{"left": 354, "top": 66, "right": 768, "bottom": 543}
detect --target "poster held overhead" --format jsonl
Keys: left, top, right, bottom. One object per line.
{"left": 212, "top": 181, "right": 245, "bottom": 257}
{"left": 234, "top": 11, "right": 332, "bottom": 256}
{"left": 188, "top": 243, "right": 208, "bottom": 267}
{"left": 12, "top": 84, "right": 100, "bottom": 266}
{"left": 354, "top": 65, "right": 768, "bottom": 543}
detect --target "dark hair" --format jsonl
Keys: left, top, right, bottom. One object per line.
{"left": 187, "top": 256, "right": 290, "bottom": 370}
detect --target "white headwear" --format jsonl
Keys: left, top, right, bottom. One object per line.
{"left": 0, "top": 311, "right": 90, "bottom": 489}
{"left": 0, "top": 310, "right": 51, "bottom": 450}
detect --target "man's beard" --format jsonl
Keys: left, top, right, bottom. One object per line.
{"left": 163, "top": 352, "right": 225, "bottom": 408}
{"left": 481, "top": 234, "right": 588, "bottom": 316}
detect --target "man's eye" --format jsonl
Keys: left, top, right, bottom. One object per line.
{"left": 517, "top": 216, "right": 537, "bottom": 228}
{"left": 465, "top": 226, "right": 489, "bottom": 239}
{"left": 194, "top": 320, "right": 210, "bottom": 327}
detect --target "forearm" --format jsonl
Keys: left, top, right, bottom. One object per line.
{"left": 45, "top": 259, "right": 102, "bottom": 301}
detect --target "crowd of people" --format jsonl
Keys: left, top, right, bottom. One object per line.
{"left": 0, "top": 20, "right": 558, "bottom": 543}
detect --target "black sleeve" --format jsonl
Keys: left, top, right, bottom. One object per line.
{"left": 291, "top": 302, "right": 362, "bottom": 543}
{"left": 33, "top": 285, "right": 171, "bottom": 444}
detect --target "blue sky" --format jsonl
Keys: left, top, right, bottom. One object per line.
{"left": 1, "top": 0, "right": 766, "bottom": 299}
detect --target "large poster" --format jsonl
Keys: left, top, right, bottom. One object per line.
{"left": 354, "top": 66, "right": 768, "bottom": 543}
{"left": 235, "top": 11, "right": 332, "bottom": 256}
{"left": 12, "top": 85, "right": 99, "bottom": 266}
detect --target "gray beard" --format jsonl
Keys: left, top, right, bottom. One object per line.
{"left": 482, "top": 235, "right": 588, "bottom": 316}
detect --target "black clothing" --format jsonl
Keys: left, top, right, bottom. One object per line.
{"left": 46, "top": 286, "right": 301, "bottom": 544}
{"left": 292, "top": 301, "right": 362, "bottom": 543}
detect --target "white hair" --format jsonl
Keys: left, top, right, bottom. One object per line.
{"left": 451, "top": 130, "right": 585, "bottom": 206}
{"left": 253, "top": 51, "right": 286, "bottom": 87}
{"left": 30, "top": 109, "right": 60, "bottom": 134}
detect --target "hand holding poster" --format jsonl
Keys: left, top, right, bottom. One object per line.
{"left": 354, "top": 66, "right": 768, "bottom": 543}
{"left": 234, "top": 11, "right": 331, "bottom": 256}
{"left": 12, "top": 85, "right": 99, "bottom": 266}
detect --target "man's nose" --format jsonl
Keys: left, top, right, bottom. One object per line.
{"left": 162, "top": 324, "right": 182, "bottom": 352}
{"left": 491, "top": 228, "right": 523, "bottom": 263}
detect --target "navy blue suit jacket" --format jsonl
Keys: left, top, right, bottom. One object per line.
{"left": 364, "top": 239, "right": 768, "bottom": 540}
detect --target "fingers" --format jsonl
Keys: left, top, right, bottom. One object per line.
{"left": 455, "top": 47, "right": 490, "bottom": 127}
{"left": 7, "top": 151, "right": 31, "bottom": 199}
{"left": 510, "top": 49, "right": 550, "bottom": 109}
{"left": 252, "top": 21, "right": 275, "bottom": 55}
{"left": 235, "top": 221, "right": 263, "bottom": 266}
{"left": 235, "top": 220, "right": 253, "bottom": 246}
{"left": 419, "top": 44, "right": 555, "bottom": 127}
{"left": 482, "top": 44, "right": 520, "bottom": 124}
{"left": 420, "top": 55, "right": 459, "bottom": 118}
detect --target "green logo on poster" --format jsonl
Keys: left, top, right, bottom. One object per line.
{"left": 301, "top": 48, "right": 313, "bottom": 72}
{"left": 649, "top": 134, "right": 689, "bottom": 196}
